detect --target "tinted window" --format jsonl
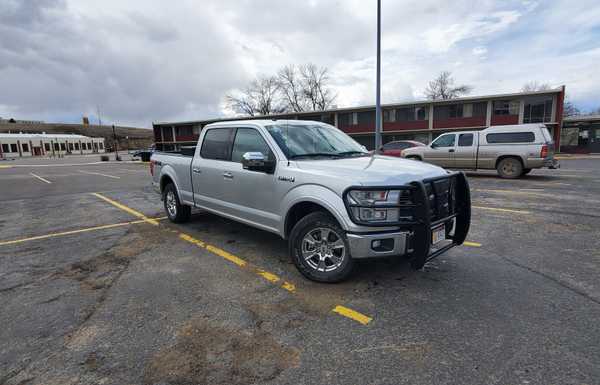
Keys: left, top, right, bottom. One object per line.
{"left": 432, "top": 134, "right": 455, "bottom": 147}
{"left": 10, "top": 144, "right": 17, "bottom": 152}
{"left": 231, "top": 128, "right": 273, "bottom": 163}
{"left": 458, "top": 134, "right": 473, "bottom": 147}
{"left": 486, "top": 132, "right": 535, "bottom": 144}
{"left": 201, "top": 128, "right": 234, "bottom": 160}
{"left": 21, "top": 143, "right": 29, "bottom": 152}
{"left": 2, "top": 144, "right": 9, "bottom": 152}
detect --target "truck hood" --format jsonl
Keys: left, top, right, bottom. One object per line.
{"left": 294, "top": 155, "right": 448, "bottom": 186}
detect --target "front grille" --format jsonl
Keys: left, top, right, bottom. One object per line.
{"left": 424, "top": 175, "right": 457, "bottom": 222}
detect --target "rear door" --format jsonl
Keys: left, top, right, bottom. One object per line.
{"left": 424, "top": 133, "right": 456, "bottom": 167}
{"left": 454, "top": 133, "right": 477, "bottom": 169}
{"left": 191, "top": 127, "right": 235, "bottom": 212}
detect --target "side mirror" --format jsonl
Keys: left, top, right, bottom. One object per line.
{"left": 430, "top": 142, "right": 437, "bottom": 149}
{"left": 242, "top": 152, "right": 275, "bottom": 174}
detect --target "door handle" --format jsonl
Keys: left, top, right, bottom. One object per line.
{"left": 449, "top": 149, "right": 455, "bottom": 153}
{"left": 223, "top": 172, "right": 233, "bottom": 179}
{"left": 192, "top": 167, "right": 201, "bottom": 173}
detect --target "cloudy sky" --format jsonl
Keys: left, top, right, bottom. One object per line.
{"left": 1, "top": 0, "right": 599, "bottom": 128}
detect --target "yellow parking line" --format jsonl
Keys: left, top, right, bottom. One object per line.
{"left": 332, "top": 305, "right": 373, "bottom": 325}
{"left": 30, "top": 172, "right": 52, "bottom": 184}
{"left": 79, "top": 170, "right": 120, "bottom": 179}
{"left": 472, "top": 205, "right": 530, "bottom": 214}
{"left": 0, "top": 219, "right": 146, "bottom": 246}
{"left": 0, "top": 165, "right": 12, "bottom": 169}
{"left": 463, "top": 241, "right": 482, "bottom": 247}
{"left": 96, "top": 195, "right": 373, "bottom": 325}
{"left": 91, "top": 192, "right": 159, "bottom": 225}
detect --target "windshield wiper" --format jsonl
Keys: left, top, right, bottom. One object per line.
{"left": 337, "top": 151, "right": 368, "bottom": 157}
{"left": 288, "top": 153, "right": 342, "bottom": 159}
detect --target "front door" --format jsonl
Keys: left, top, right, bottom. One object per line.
{"left": 424, "top": 133, "right": 456, "bottom": 168}
{"left": 218, "top": 127, "right": 280, "bottom": 232}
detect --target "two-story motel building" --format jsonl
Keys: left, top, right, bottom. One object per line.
{"left": 153, "top": 87, "right": 566, "bottom": 152}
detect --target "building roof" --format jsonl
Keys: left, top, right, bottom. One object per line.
{"left": 154, "top": 87, "right": 565, "bottom": 126}
{"left": 0, "top": 133, "right": 103, "bottom": 140}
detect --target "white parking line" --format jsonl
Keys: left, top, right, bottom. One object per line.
{"left": 78, "top": 170, "right": 121, "bottom": 179}
{"left": 30, "top": 172, "right": 52, "bottom": 184}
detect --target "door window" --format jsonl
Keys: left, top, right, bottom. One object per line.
{"left": 432, "top": 134, "right": 455, "bottom": 147}
{"left": 231, "top": 128, "right": 273, "bottom": 163}
{"left": 200, "top": 128, "right": 235, "bottom": 160}
{"left": 458, "top": 134, "right": 474, "bottom": 146}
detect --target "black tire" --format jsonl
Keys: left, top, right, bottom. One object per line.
{"left": 522, "top": 168, "right": 532, "bottom": 176}
{"left": 163, "top": 183, "right": 191, "bottom": 223}
{"left": 289, "top": 211, "right": 354, "bottom": 283}
{"left": 497, "top": 157, "right": 523, "bottom": 179}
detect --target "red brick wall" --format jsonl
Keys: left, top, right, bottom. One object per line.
{"left": 491, "top": 115, "right": 519, "bottom": 125}
{"left": 433, "top": 116, "right": 486, "bottom": 129}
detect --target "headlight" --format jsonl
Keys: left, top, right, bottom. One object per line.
{"left": 345, "top": 188, "right": 414, "bottom": 224}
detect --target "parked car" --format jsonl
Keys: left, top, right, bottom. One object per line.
{"left": 401, "top": 123, "right": 559, "bottom": 178}
{"left": 380, "top": 140, "right": 426, "bottom": 157}
{"left": 132, "top": 148, "right": 154, "bottom": 162}
{"left": 151, "top": 120, "right": 471, "bottom": 282}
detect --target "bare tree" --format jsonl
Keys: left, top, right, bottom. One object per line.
{"left": 298, "top": 63, "right": 337, "bottom": 111}
{"left": 277, "top": 65, "right": 308, "bottom": 112}
{"left": 425, "top": 71, "right": 472, "bottom": 100}
{"left": 563, "top": 100, "right": 580, "bottom": 117}
{"left": 521, "top": 81, "right": 551, "bottom": 92}
{"left": 226, "top": 75, "right": 284, "bottom": 116}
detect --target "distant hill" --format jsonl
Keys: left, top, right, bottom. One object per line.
{"left": 0, "top": 122, "right": 154, "bottom": 150}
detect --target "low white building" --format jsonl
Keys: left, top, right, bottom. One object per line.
{"left": 0, "top": 133, "right": 105, "bottom": 158}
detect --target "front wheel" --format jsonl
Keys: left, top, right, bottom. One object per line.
{"left": 163, "top": 183, "right": 191, "bottom": 223}
{"left": 289, "top": 212, "right": 354, "bottom": 283}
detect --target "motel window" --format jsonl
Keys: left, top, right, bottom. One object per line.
{"left": 162, "top": 126, "right": 173, "bottom": 142}
{"left": 357, "top": 111, "right": 375, "bottom": 125}
{"left": 22, "top": 143, "right": 29, "bottom": 152}
{"left": 383, "top": 109, "right": 393, "bottom": 122}
{"left": 395, "top": 107, "right": 428, "bottom": 122}
{"left": 99, "top": 143, "right": 103, "bottom": 149}
{"left": 54, "top": 143, "right": 59, "bottom": 151}
{"left": 44, "top": 143, "right": 50, "bottom": 151}
{"left": 2, "top": 144, "right": 9, "bottom": 153}
{"left": 493, "top": 100, "right": 520, "bottom": 115}
{"left": 88, "top": 143, "right": 92, "bottom": 149}
{"left": 337, "top": 113, "right": 352, "bottom": 126}
{"left": 75, "top": 143, "right": 80, "bottom": 150}
{"left": 416, "top": 107, "right": 428, "bottom": 120}
{"left": 69, "top": 143, "right": 74, "bottom": 151}
{"left": 434, "top": 104, "right": 463, "bottom": 120}
{"left": 177, "top": 126, "right": 193, "bottom": 137}
{"left": 60, "top": 143, "right": 66, "bottom": 151}
{"left": 10, "top": 144, "right": 18, "bottom": 152}
{"left": 524, "top": 97, "right": 553, "bottom": 123}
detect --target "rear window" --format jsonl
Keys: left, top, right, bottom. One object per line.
{"left": 458, "top": 134, "right": 473, "bottom": 147}
{"left": 383, "top": 142, "right": 409, "bottom": 150}
{"left": 200, "top": 128, "right": 234, "bottom": 160}
{"left": 486, "top": 132, "right": 535, "bottom": 144}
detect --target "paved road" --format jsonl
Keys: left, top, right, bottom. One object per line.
{"left": 1, "top": 159, "right": 599, "bottom": 385}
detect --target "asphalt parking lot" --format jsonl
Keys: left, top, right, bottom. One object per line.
{"left": 1, "top": 156, "right": 600, "bottom": 385}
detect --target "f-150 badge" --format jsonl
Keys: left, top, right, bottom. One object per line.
{"left": 278, "top": 176, "right": 295, "bottom": 183}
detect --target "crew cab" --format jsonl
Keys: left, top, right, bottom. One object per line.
{"left": 151, "top": 120, "right": 471, "bottom": 282}
{"left": 402, "top": 124, "right": 559, "bottom": 178}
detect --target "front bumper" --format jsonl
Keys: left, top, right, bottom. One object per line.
{"left": 344, "top": 172, "right": 471, "bottom": 263}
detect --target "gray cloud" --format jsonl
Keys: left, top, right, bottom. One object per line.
{"left": 1, "top": 0, "right": 600, "bottom": 126}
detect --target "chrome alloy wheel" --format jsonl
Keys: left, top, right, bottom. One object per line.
{"left": 301, "top": 227, "right": 346, "bottom": 272}
{"left": 166, "top": 190, "right": 177, "bottom": 218}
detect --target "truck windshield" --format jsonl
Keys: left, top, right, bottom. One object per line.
{"left": 265, "top": 123, "right": 367, "bottom": 159}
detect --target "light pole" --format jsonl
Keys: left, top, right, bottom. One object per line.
{"left": 375, "top": 0, "right": 382, "bottom": 151}
{"left": 112, "top": 124, "right": 120, "bottom": 161}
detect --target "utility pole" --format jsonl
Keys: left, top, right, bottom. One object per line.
{"left": 112, "top": 124, "right": 120, "bottom": 161}
{"left": 375, "top": 0, "right": 382, "bottom": 151}
{"left": 97, "top": 105, "right": 102, "bottom": 127}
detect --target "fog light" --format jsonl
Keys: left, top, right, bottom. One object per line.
{"left": 371, "top": 238, "right": 394, "bottom": 252}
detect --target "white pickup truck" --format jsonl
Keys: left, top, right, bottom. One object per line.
{"left": 151, "top": 120, "right": 471, "bottom": 282}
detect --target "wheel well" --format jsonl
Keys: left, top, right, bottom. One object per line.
{"left": 495, "top": 155, "right": 523, "bottom": 169}
{"left": 284, "top": 201, "right": 336, "bottom": 239}
{"left": 160, "top": 175, "right": 174, "bottom": 195}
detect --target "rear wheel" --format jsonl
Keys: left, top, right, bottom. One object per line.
{"left": 289, "top": 212, "right": 354, "bottom": 283}
{"left": 163, "top": 183, "right": 191, "bottom": 223}
{"left": 497, "top": 157, "right": 523, "bottom": 179}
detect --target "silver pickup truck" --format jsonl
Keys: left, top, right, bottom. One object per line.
{"left": 402, "top": 123, "right": 559, "bottom": 178}
{"left": 151, "top": 120, "right": 471, "bottom": 282}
